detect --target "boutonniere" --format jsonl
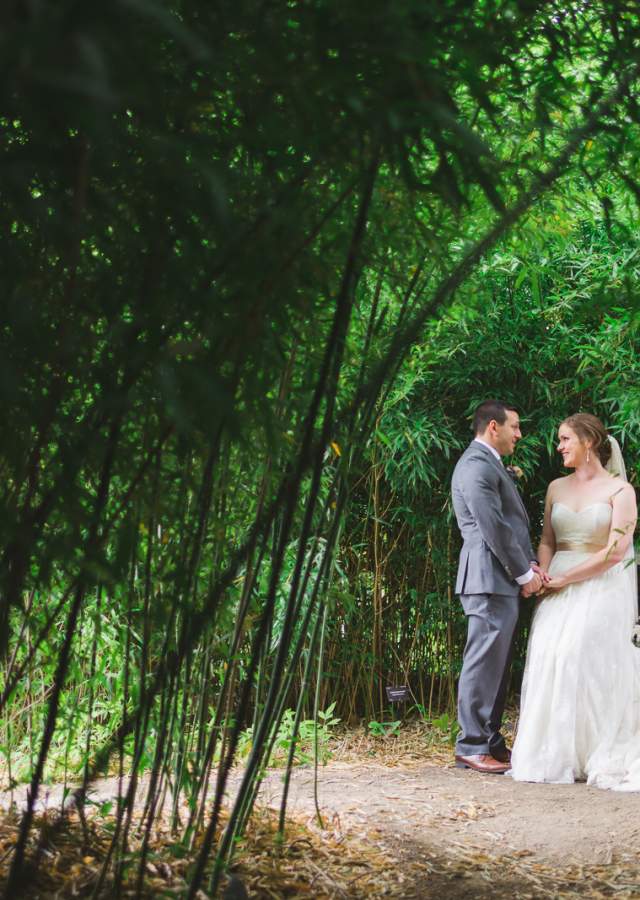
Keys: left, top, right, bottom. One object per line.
{"left": 506, "top": 465, "right": 524, "bottom": 482}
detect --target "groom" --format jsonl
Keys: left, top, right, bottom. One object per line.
{"left": 451, "top": 400, "right": 544, "bottom": 774}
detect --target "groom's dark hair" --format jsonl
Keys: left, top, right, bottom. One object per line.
{"left": 472, "top": 400, "right": 519, "bottom": 435}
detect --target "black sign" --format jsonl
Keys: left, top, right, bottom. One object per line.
{"left": 385, "top": 685, "right": 409, "bottom": 703}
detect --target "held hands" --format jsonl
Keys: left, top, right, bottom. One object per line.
{"left": 523, "top": 566, "right": 567, "bottom": 598}
{"left": 520, "top": 565, "right": 553, "bottom": 598}
{"left": 520, "top": 573, "right": 543, "bottom": 598}
{"left": 532, "top": 564, "right": 551, "bottom": 583}
{"left": 539, "top": 574, "right": 567, "bottom": 593}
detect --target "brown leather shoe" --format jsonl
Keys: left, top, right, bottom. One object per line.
{"left": 490, "top": 745, "right": 511, "bottom": 764}
{"left": 455, "top": 753, "right": 510, "bottom": 774}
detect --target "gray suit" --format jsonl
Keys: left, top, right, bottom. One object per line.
{"left": 451, "top": 440, "right": 535, "bottom": 756}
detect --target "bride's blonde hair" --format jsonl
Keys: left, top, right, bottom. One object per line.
{"left": 561, "top": 413, "right": 611, "bottom": 466}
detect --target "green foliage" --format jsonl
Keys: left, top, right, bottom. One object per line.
{"left": 3, "top": 1, "right": 640, "bottom": 895}
{"left": 326, "top": 214, "right": 640, "bottom": 722}
{"left": 236, "top": 704, "right": 341, "bottom": 767}
{"left": 428, "top": 713, "right": 460, "bottom": 748}
{"left": 368, "top": 720, "right": 401, "bottom": 739}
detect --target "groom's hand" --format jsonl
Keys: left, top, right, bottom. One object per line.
{"left": 531, "top": 563, "right": 551, "bottom": 584}
{"left": 520, "top": 573, "right": 542, "bottom": 597}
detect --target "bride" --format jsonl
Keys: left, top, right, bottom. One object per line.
{"left": 510, "top": 413, "right": 640, "bottom": 789}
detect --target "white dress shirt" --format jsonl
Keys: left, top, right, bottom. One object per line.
{"left": 474, "top": 437, "right": 501, "bottom": 461}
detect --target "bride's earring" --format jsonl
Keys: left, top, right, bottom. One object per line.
{"left": 587, "top": 448, "right": 591, "bottom": 463}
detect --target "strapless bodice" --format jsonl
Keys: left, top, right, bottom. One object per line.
{"left": 551, "top": 501, "right": 612, "bottom": 546}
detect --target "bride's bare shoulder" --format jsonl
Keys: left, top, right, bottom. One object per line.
{"left": 609, "top": 477, "right": 636, "bottom": 501}
{"left": 548, "top": 476, "right": 572, "bottom": 488}
{"left": 546, "top": 475, "right": 573, "bottom": 499}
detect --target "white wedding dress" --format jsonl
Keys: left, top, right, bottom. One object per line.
{"left": 510, "top": 501, "right": 640, "bottom": 790}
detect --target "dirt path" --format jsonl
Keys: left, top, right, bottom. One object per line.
{"left": 248, "top": 761, "right": 640, "bottom": 897}
{"left": 254, "top": 761, "right": 640, "bottom": 866}
{"left": 5, "top": 762, "right": 640, "bottom": 865}
{"left": 4, "top": 760, "right": 640, "bottom": 897}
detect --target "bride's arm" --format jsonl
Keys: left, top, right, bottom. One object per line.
{"left": 537, "top": 488, "right": 556, "bottom": 573}
{"left": 547, "top": 485, "right": 637, "bottom": 590}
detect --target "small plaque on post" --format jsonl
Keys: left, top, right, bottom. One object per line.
{"left": 385, "top": 685, "right": 409, "bottom": 703}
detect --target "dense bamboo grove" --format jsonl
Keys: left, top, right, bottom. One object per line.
{"left": 331, "top": 225, "right": 640, "bottom": 724}
{"left": 2, "top": 1, "right": 640, "bottom": 895}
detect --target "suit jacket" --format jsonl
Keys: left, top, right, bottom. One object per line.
{"left": 451, "top": 441, "right": 535, "bottom": 596}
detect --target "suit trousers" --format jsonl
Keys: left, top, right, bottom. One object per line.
{"left": 455, "top": 592, "right": 519, "bottom": 756}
